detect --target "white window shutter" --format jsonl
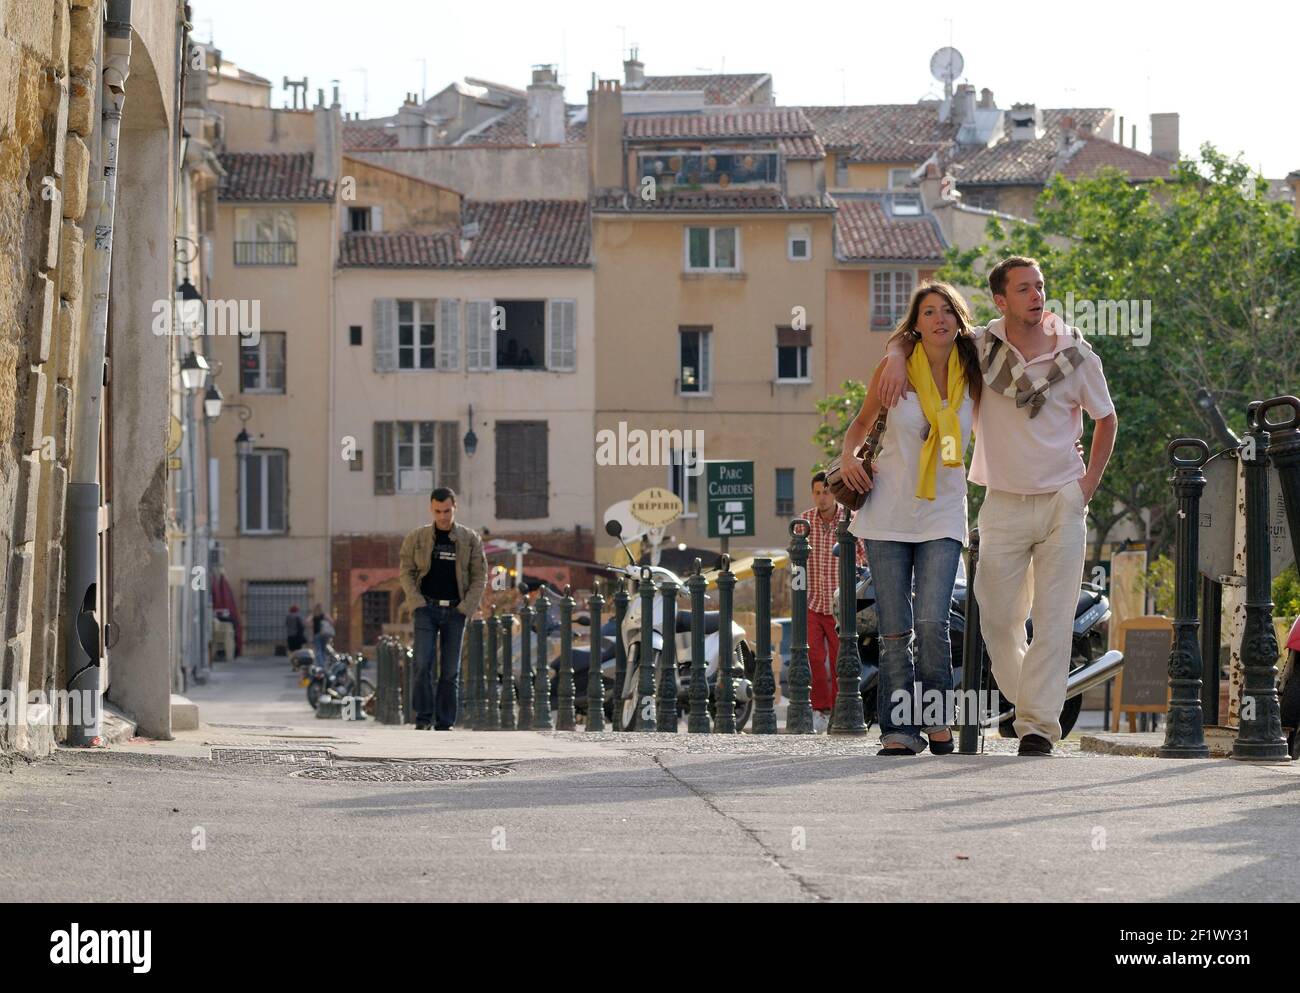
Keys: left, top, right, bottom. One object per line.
{"left": 372, "top": 298, "right": 397, "bottom": 372}
{"left": 466, "top": 299, "right": 494, "bottom": 371}
{"left": 547, "top": 299, "right": 576, "bottom": 372}
{"left": 371, "top": 205, "right": 383, "bottom": 233}
{"left": 437, "top": 298, "right": 460, "bottom": 371}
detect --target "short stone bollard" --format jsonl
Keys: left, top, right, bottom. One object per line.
{"left": 587, "top": 583, "right": 606, "bottom": 732}
{"left": 687, "top": 560, "right": 711, "bottom": 733}
{"left": 785, "top": 521, "right": 814, "bottom": 734}
{"left": 751, "top": 557, "right": 777, "bottom": 734}
{"left": 518, "top": 601, "right": 535, "bottom": 730}
{"left": 532, "top": 591, "right": 553, "bottom": 730}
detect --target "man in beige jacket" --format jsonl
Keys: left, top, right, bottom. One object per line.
{"left": 399, "top": 488, "right": 487, "bottom": 730}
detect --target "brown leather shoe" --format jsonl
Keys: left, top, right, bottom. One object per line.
{"left": 1018, "top": 733, "right": 1052, "bottom": 756}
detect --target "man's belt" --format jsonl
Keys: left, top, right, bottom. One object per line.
{"left": 427, "top": 598, "right": 460, "bottom": 608}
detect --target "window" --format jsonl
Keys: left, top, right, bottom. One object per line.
{"left": 679, "top": 327, "right": 711, "bottom": 394}
{"left": 775, "top": 469, "right": 795, "bottom": 516}
{"left": 240, "top": 331, "right": 286, "bottom": 393}
{"left": 233, "top": 207, "right": 297, "bottom": 265}
{"left": 834, "top": 156, "right": 849, "bottom": 187}
{"left": 888, "top": 168, "right": 914, "bottom": 189}
{"left": 397, "top": 300, "right": 436, "bottom": 370}
{"left": 787, "top": 223, "right": 811, "bottom": 261}
{"left": 872, "top": 270, "right": 915, "bottom": 330}
{"left": 668, "top": 448, "right": 701, "bottom": 517}
{"left": 240, "top": 449, "right": 288, "bottom": 534}
{"left": 497, "top": 300, "right": 545, "bottom": 369}
{"left": 962, "top": 188, "right": 998, "bottom": 211}
{"left": 349, "top": 325, "right": 362, "bottom": 346}
{"left": 685, "top": 226, "right": 739, "bottom": 272}
{"left": 361, "top": 589, "right": 392, "bottom": 645}
{"left": 888, "top": 192, "right": 923, "bottom": 216}
{"left": 776, "top": 325, "right": 810, "bottom": 382}
{"left": 372, "top": 421, "right": 459, "bottom": 495}
{"left": 638, "top": 149, "right": 779, "bottom": 189}
{"left": 348, "top": 206, "right": 371, "bottom": 232}
{"left": 496, "top": 421, "right": 548, "bottom": 519}
{"left": 349, "top": 449, "right": 363, "bottom": 472}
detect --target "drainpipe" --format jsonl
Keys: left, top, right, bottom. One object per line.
{"left": 65, "top": 0, "right": 133, "bottom": 746}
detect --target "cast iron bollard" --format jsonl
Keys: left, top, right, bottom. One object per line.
{"left": 612, "top": 580, "right": 630, "bottom": 732}
{"left": 1261, "top": 396, "right": 1300, "bottom": 569}
{"left": 656, "top": 578, "right": 679, "bottom": 732}
{"left": 958, "top": 528, "right": 984, "bottom": 753}
{"left": 634, "top": 568, "right": 658, "bottom": 732}
{"left": 518, "top": 601, "right": 535, "bottom": 730}
{"left": 468, "top": 620, "right": 486, "bottom": 729}
{"left": 460, "top": 628, "right": 477, "bottom": 730}
{"left": 587, "top": 583, "right": 606, "bottom": 732}
{"left": 401, "top": 644, "right": 414, "bottom": 725}
{"left": 532, "top": 590, "right": 553, "bottom": 730}
{"left": 829, "top": 516, "right": 868, "bottom": 735}
{"left": 714, "top": 555, "right": 738, "bottom": 733}
{"left": 687, "top": 560, "right": 711, "bottom": 733}
{"left": 1231, "top": 407, "right": 1290, "bottom": 761}
{"left": 1161, "top": 439, "right": 1211, "bottom": 758}
{"left": 500, "top": 614, "right": 517, "bottom": 730}
{"left": 1200, "top": 578, "right": 1223, "bottom": 725}
{"left": 557, "top": 586, "right": 577, "bottom": 731}
{"left": 374, "top": 639, "right": 394, "bottom": 724}
{"left": 485, "top": 609, "right": 501, "bottom": 730}
{"left": 785, "top": 521, "right": 814, "bottom": 734}
{"left": 751, "top": 557, "right": 777, "bottom": 734}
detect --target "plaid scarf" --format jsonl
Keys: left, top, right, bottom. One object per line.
{"left": 978, "top": 318, "right": 1089, "bottom": 418}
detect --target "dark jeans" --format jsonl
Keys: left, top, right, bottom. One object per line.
{"left": 865, "top": 538, "right": 962, "bottom": 750}
{"left": 413, "top": 604, "right": 467, "bottom": 727}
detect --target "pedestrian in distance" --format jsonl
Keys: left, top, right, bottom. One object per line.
{"left": 285, "top": 604, "right": 306, "bottom": 653}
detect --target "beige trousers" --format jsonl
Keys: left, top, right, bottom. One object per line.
{"left": 974, "top": 481, "right": 1088, "bottom": 742}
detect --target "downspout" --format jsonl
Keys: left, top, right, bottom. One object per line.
{"left": 65, "top": 0, "right": 133, "bottom": 746}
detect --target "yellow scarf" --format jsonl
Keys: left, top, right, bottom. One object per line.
{"left": 907, "top": 344, "right": 966, "bottom": 500}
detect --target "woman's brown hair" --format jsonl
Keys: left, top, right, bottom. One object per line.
{"left": 885, "top": 281, "right": 981, "bottom": 403}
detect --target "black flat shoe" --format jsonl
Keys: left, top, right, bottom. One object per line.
{"left": 414, "top": 723, "right": 431, "bottom": 731}
{"left": 927, "top": 731, "right": 955, "bottom": 755}
{"left": 1018, "top": 733, "right": 1052, "bottom": 756}
{"left": 877, "top": 745, "right": 918, "bottom": 756}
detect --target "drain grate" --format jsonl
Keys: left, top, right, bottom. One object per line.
{"left": 291, "top": 763, "right": 510, "bottom": 783}
{"left": 209, "top": 724, "right": 295, "bottom": 731}
{"left": 211, "top": 747, "right": 332, "bottom": 765}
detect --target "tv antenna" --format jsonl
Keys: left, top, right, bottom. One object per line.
{"left": 929, "top": 46, "right": 964, "bottom": 100}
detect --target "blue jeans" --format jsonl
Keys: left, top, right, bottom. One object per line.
{"left": 413, "top": 604, "right": 467, "bottom": 728}
{"left": 865, "top": 538, "right": 962, "bottom": 750}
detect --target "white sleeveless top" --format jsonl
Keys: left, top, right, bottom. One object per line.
{"left": 849, "top": 389, "right": 973, "bottom": 546}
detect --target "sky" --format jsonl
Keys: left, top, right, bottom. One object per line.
{"left": 190, "top": 0, "right": 1298, "bottom": 177}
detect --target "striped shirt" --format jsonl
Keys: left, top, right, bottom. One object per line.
{"left": 800, "top": 506, "right": 866, "bottom": 615}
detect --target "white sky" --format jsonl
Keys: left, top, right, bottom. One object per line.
{"left": 190, "top": 0, "right": 1297, "bottom": 177}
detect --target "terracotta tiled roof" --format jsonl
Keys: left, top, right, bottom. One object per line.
{"left": 457, "top": 104, "right": 587, "bottom": 146}
{"left": 799, "top": 104, "right": 959, "bottom": 162}
{"left": 593, "top": 190, "right": 834, "bottom": 212}
{"left": 834, "top": 196, "right": 947, "bottom": 262}
{"left": 624, "top": 108, "right": 814, "bottom": 141}
{"left": 343, "top": 123, "right": 399, "bottom": 150}
{"left": 632, "top": 73, "right": 770, "bottom": 105}
{"left": 778, "top": 134, "right": 825, "bottom": 160}
{"left": 1059, "top": 136, "right": 1173, "bottom": 180}
{"left": 944, "top": 109, "right": 1113, "bottom": 184}
{"left": 217, "top": 152, "right": 336, "bottom": 201}
{"left": 339, "top": 199, "right": 591, "bottom": 268}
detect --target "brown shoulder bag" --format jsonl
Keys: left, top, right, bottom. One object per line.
{"left": 825, "top": 410, "right": 887, "bottom": 512}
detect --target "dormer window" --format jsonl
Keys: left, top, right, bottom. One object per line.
{"left": 640, "top": 149, "right": 779, "bottom": 190}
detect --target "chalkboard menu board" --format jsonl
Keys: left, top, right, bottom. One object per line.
{"left": 1119, "top": 626, "right": 1173, "bottom": 708}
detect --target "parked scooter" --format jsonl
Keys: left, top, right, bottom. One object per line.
{"left": 304, "top": 640, "right": 375, "bottom": 710}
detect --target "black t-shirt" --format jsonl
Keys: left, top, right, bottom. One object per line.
{"left": 420, "top": 527, "right": 459, "bottom": 601}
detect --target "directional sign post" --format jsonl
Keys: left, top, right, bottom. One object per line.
{"left": 705, "top": 460, "right": 755, "bottom": 555}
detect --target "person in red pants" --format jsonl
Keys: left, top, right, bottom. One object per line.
{"left": 801, "top": 473, "right": 865, "bottom": 731}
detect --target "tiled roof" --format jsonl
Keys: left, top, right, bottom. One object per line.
{"left": 632, "top": 73, "right": 770, "bottom": 106}
{"left": 343, "top": 123, "right": 399, "bottom": 150}
{"left": 456, "top": 104, "right": 587, "bottom": 146}
{"left": 593, "top": 190, "right": 835, "bottom": 213}
{"left": 339, "top": 199, "right": 591, "bottom": 268}
{"left": 624, "top": 108, "right": 814, "bottom": 141}
{"left": 1059, "top": 136, "right": 1173, "bottom": 180}
{"left": 834, "top": 196, "right": 947, "bottom": 262}
{"left": 217, "top": 152, "right": 336, "bottom": 201}
{"left": 799, "top": 104, "right": 958, "bottom": 162}
{"left": 944, "top": 109, "right": 1113, "bottom": 185}
{"left": 778, "top": 134, "right": 825, "bottom": 160}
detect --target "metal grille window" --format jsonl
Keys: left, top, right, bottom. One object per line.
{"left": 373, "top": 421, "right": 460, "bottom": 496}
{"left": 245, "top": 581, "right": 308, "bottom": 643}
{"left": 775, "top": 468, "right": 795, "bottom": 516}
{"left": 872, "top": 270, "right": 915, "bottom": 330}
{"left": 397, "top": 300, "right": 436, "bottom": 370}
{"left": 679, "top": 327, "right": 711, "bottom": 394}
{"left": 240, "top": 332, "right": 286, "bottom": 393}
{"left": 361, "top": 589, "right": 392, "bottom": 645}
{"left": 240, "top": 449, "right": 288, "bottom": 534}
{"left": 234, "top": 207, "right": 297, "bottom": 265}
{"left": 496, "top": 421, "right": 548, "bottom": 519}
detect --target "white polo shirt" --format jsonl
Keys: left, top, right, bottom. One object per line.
{"left": 967, "top": 317, "right": 1114, "bottom": 495}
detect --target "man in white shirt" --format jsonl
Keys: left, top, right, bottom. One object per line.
{"left": 880, "top": 258, "right": 1117, "bottom": 754}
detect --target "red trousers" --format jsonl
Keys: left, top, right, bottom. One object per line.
{"left": 808, "top": 610, "right": 839, "bottom": 711}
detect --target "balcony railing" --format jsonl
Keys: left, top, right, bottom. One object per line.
{"left": 234, "top": 241, "right": 298, "bottom": 266}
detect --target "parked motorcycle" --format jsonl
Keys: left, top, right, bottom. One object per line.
{"left": 304, "top": 641, "right": 374, "bottom": 710}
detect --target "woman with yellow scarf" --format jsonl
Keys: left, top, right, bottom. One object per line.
{"left": 838, "top": 282, "right": 980, "bottom": 755}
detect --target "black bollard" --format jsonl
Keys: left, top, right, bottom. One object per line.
{"left": 656, "top": 579, "right": 679, "bottom": 732}
{"left": 1200, "top": 578, "right": 1223, "bottom": 726}
{"left": 500, "top": 614, "right": 517, "bottom": 730}
{"left": 612, "top": 580, "right": 630, "bottom": 732}
{"left": 750, "top": 558, "right": 777, "bottom": 734}
{"left": 401, "top": 644, "right": 414, "bottom": 725}
{"left": 1161, "top": 439, "right": 1211, "bottom": 758}
{"left": 958, "top": 528, "right": 984, "bottom": 754}
{"left": 532, "top": 591, "right": 553, "bottom": 730}
{"left": 829, "top": 516, "right": 868, "bottom": 735}
{"left": 785, "top": 521, "right": 814, "bottom": 734}
{"left": 518, "top": 601, "right": 535, "bottom": 730}
{"left": 484, "top": 609, "right": 501, "bottom": 730}
{"left": 687, "top": 560, "right": 711, "bottom": 733}
{"left": 1232, "top": 408, "right": 1290, "bottom": 761}
{"left": 557, "top": 586, "right": 577, "bottom": 731}
{"left": 1261, "top": 396, "right": 1300, "bottom": 570}
{"left": 467, "top": 620, "right": 485, "bottom": 730}
{"left": 714, "top": 556, "right": 738, "bottom": 733}
{"left": 635, "top": 568, "right": 658, "bottom": 732}
{"left": 587, "top": 583, "right": 606, "bottom": 732}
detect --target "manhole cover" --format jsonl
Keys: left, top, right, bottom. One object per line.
{"left": 291, "top": 763, "right": 510, "bottom": 783}
{"left": 211, "top": 747, "right": 332, "bottom": 765}
{"left": 209, "top": 724, "right": 295, "bottom": 731}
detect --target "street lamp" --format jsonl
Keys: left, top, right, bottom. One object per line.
{"left": 176, "top": 276, "right": 205, "bottom": 337}
{"left": 464, "top": 403, "right": 478, "bottom": 456}
{"left": 203, "top": 381, "right": 224, "bottom": 420}
{"left": 179, "top": 350, "right": 210, "bottom": 392}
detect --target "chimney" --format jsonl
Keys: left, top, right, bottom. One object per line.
{"left": 587, "top": 78, "right": 624, "bottom": 195}
{"left": 624, "top": 46, "right": 644, "bottom": 86}
{"left": 1151, "top": 112, "right": 1179, "bottom": 161}
{"left": 951, "top": 83, "right": 977, "bottom": 126}
{"left": 397, "top": 93, "right": 429, "bottom": 147}
{"left": 527, "top": 64, "right": 566, "bottom": 145}
{"left": 312, "top": 101, "right": 341, "bottom": 183}
{"left": 1007, "top": 102, "right": 1043, "bottom": 141}
{"left": 1057, "top": 114, "right": 1076, "bottom": 153}
{"left": 978, "top": 87, "right": 994, "bottom": 109}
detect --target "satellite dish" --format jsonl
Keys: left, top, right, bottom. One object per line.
{"left": 929, "top": 46, "right": 964, "bottom": 85}
{"left": 602, "top": 499, "right": 648, "bottom": 542}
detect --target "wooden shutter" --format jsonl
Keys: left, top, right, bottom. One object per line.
{"left": 373, "top": 421, "right": 394, "bottom": 495}
{"left": 496, "top": 421, "right": 548, "bottom": 519}
{"left": 371, "top": 205, "right": 383, "bottom": 233}
{"left": 547, "top": 299, "right": 576, "bottom": 371}
{"left": 372, "top": 298, "right": 397, "bottom": 372}
{"left": 465, "top": 299, "right": 494, "bottom": 371}
{"left": 437, "top": 298, "right": 460, "bottom": 371}
{"left": 437, "top": 421, "right": 460, "bottom": 494}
